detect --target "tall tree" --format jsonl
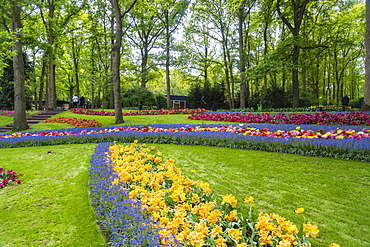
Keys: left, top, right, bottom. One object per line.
{"left": 39, "top": 0, "right": 57, "bottom": 110}
{"left": 160, "top": 0, "right": 188, "bottom": 109}
{"left": 38, "top": 0, "right": 85, "bottom": 110}
{"left": 276, "top": 0, "right": 309, "bottom": 107}
{"left": 363, "top": 0, "right": 370, "bottom": 111}
{"left": 196, "top": 0, "right": 237, "bottom": 109}
{"left": 126, "top": 0, "right": 165, "bottom": 88}
{"left": 111, "top": 0, "right": 137, "bottom": 124}
{"left": 182, "top": 19, "right": 214, "bottom": 91}
{"left": 86, "top": 0, "right": 113, "bottom": 109}
{"left": 236, "top": 0, "right": 256, "bottom": 108}
{"left": 10, "top": 0, "right": 29, "bottom": 131}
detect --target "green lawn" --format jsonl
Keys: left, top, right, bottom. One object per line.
{"left": 0, "top": 111, "right": 369, "bottom": 246}
{"left": 155, "top": 144, "right": 370, "bottom": 247}
{"left": 0, "top": 144, "right": 106, "bottom": 246}
{"left": 0, "top": 115, "right": 13, "bottom": 126}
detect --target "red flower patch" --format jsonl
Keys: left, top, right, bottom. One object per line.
{"left": 43, "top": 117, "right": 102, "bottom": 128}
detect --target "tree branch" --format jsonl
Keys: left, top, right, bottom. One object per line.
{"left": 276, "top": 0, "right": 295, "bottom": 34}
{"left": 121, "top": 0, "right": 138, "bottom": 19}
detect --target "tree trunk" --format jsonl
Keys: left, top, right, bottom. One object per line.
{"left": 46, "top": 0, "right": 56, "bottom": 110}
{"left": 222, "top": 45, "right": 232, "bottom": 109}
{"left": 71, "top": 38, "right": 80, "bottom": 97}
{"left": 292, "top": 44, "right": 300, "bottom": 107}
{"left": 276, "top": 0, "right": 309, "bottom": 108}
{"left": 165, "top": 10, "right": 171, "bottom": 110}
{"left": 38, "top": 57, "right": 47, "bottom": 110}
{"left": 11, "top": 0, "right": 29, "bottom": 131}
{"left": 238, "top": 7, "right": 246, "bottom": 108}
{"left": 263, "top": 17, "right": 268, "bottom": 100}
{"left": 220, "top": 22, "right": 232, "bottom": 109}
{"left": 363, "top": 0, "right": 370, "bottom": 111}
{"left": 204, "top": 45, "right": 209, "bottom": 88}
{"left": 141, "top": 44, "right": 149, "bottom": 88}
{"left": 111, "top": 0, "right": 124, "bottom": 124}
{"left": 109, "top": 16, "right": 115, "bottom": 109}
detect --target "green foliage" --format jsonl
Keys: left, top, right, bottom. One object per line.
{"left": 0, "top": 31, "right": 15, "bottom": 78}
{"left": 250, "top": 86, "right": 292, "bottom": 108}
{"left": 155, "top": 93, "right": 167, "bottom": 108}
{"left": 0, "top": 55, "right": 34, "bottom": 110}
{"left": 299, "top": 90, "right": 317, "bottom": 107}
{"left": 0, "top": 82, "right": 33, "bottom": 110}
{"left": 0, "top": 82, "right": 14, "bottom": 110}
{"left": 187, "top": 82, "right": 228, "bottom": 110}
{"left": 121, "top": 87, "right": 166, "bottom": 107}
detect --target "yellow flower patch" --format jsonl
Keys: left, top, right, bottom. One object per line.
{"left": 107, "top": 141, "right": 322, "bottom": 246}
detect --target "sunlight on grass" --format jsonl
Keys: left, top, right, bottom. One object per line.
{"left": 0, "top": 115, "right": 13, "bottom": 126}
{"left": 1, "top": 111, "right": 369, "bottom": 246}
{"left": 154, "top": 144, "right": 370, "bottom": 247}
{"left": 0, "top": 144, "right": 105, "bottom": 246}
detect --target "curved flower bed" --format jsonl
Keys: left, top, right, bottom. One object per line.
{"left": 0, "top": 124, "right": 369, "bottom": 162}
{"left": 89, "top": 141, "right": 338, "bottom": 246}
{"left": 1, "top": 125, "right": 369, "bottom": 140}
{"left": 42, "top": 117, "right": 102, "bottom": 128}
{"left": 71, "top": 108, "right": 205, "bottom": 116}
{"left": 89, "top": 142, "right": 165, "bottom": 246}
{"left": 189, "top": 112, "right": 370, "bottom": 126}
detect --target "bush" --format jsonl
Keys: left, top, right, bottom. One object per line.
{"left": 122, "top": 87, "right": 162, "bottom": 108}
{"left": 187, "top": 82, "right": 228, "bottom": 110}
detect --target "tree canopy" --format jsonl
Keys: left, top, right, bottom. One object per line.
{"left": 0, "top": 0, "right": 366, "bottom": 111}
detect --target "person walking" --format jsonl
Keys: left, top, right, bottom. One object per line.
{"left": 72, "top": 95, "right": 79, "bottom": 108}
{"left": 79, "top": 96, "right": 85, "bottom": 108}
{"left": 200, "top": 95, "right": 206, "bottom": 109}
{"left": 341, "top": 95, "right": 350, "bottom": 111}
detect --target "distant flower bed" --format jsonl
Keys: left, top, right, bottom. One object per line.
{"left": 0, "top": 168, "right": 21, "bottom": 189}
{"left": 226, "top": 107, "right": 360, "bottom": 113}
{"left": 0, "top": 110, "right": 14, "bottom": 117}
{"left": 309, "top": 105, "right": 351, "bottom": 109}
{"left": 0, "top": 124, "right": 369, "bottom": 162}
{"left": 70, "top": 108, "right": 205, "bottom": 116}
{"left": 90, "top": 141, "right": 341, "bottom": 246}
{"left": 2, "top": 125, "right": 368, "bottom": 140}
{"left": 42, "top": 117, "right": 102, "bottom": 128}
{"left": 189, "top": 112, "right": 370, "bottom": 126}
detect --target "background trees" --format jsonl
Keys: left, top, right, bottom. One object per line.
{"left": 363, "top": 0, "right": 370, "bottom": 111}
{"left": 0, "top": 0, "right": 366, "bottom": 112}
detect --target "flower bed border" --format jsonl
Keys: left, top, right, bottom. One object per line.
{"left": 89, "top": 142, "right": 165, "bottom": 246}
{"left": 0, "top": 124, "right": 369, "bottom": 162}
